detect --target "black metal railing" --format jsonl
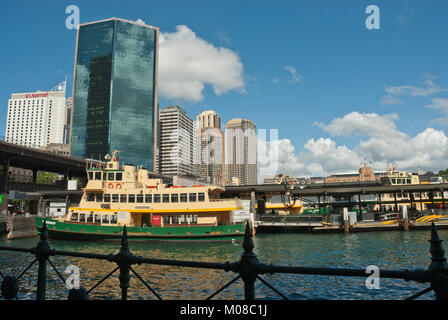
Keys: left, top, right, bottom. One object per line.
{"left": 0, "top": 220, "right": 447, "bottom": 300}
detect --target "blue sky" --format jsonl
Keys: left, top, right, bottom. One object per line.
{"left": 1, "top": 0, "right": 447, "bottom": 177}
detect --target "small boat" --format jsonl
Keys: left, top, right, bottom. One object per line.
{"left": 36, "top": 151, "right": 246, "bottom": 242}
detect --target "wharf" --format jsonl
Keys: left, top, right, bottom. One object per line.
{"left": 312, "top": 221, "right": 448, "bottom": 234}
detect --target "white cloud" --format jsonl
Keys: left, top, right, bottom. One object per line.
{"left": 158, "top": 25, "right": 245, "bottom": 102}
{"left": 261, "top": 112, "right": 448, "bottom": 179}
{"left": 135, "top": 18, "right": 146, "bottom": 25}
{"left": 284, "top": 65, "right": 303, "bottom": 83}
{"left": 314, "top": 111, "right": 401, "bottom": 138}
{"left": 380, "top": 94, "right": 402, "bottom": 105}
{"left": 384, "top": 78, "right": 445, "bottom": 97}
{"left": 426, "top": 98, "right": 448, "bottom": 125}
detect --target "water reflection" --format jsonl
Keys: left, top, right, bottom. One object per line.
{"left": 1, "top": 229, "right": 445, "bottom": 300}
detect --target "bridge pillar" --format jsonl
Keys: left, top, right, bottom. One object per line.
{"left": 32, "top": 169, "right": 38, "bottom": 184}
{"left": 63, "top": 168, "right": 70, "bottom": 190}
{"left": 2, "top": 157, "right": 10, "bottom": 194}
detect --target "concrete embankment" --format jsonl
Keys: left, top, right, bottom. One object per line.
{"left": 5, "top": 215, "right": 37, "bottom": 240}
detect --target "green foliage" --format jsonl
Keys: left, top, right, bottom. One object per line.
{"left": 438, "top": 168, "right": 448, "bottom": 176}
{"left": 37, "top": 171, "right": 58, "bottom": 185}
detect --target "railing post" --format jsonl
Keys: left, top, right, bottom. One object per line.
{"left": 117, "top": 226, "right": 131, "bottom": 300}
{"left": 428, "top": 223, "right": 448, "bottom": 300}
{"left": 239, "top": 221, "right": 259, "bottom": 300}
{"left": 34, "top": 220, "right": 51, "bottom": 300}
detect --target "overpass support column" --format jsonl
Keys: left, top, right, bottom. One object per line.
{"left": 32, "top": 169, "right": 38, "bottom": 184}
{"left": 2, "top": 157, "right": 10, "bottom": 193}
{"left": 64, "top": 168, "right": 70, "bottom": 190}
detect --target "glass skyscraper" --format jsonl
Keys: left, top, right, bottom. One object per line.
{"left": 70, "top": 18, "right": 159, "bottom": 169}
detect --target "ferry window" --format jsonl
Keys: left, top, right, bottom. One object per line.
{"left": 96, "top": 193, "right": 103, "bottom": 202}
{"left": 145, "top": 194, "right": 152, "bottom": 203}
{"left": 102, "top": 215, "right": 110, "bottom": 224}
{"left": 198, "top": 193, "right": 205, "bottom": 202}
{"left": 70, "top": 212, "right": 78, "bottom": 222}
{"left": 95, "top": 172, "right": 102, "bottom": 180}
{"left": 171, "top": 194, "right": 178, "bottom": 202}
{"left": 111, "top": 215, "right": 117, "bottom": 224}
{"left": 391, "top": 179, "right": 396, "bottom": 184}
{"left": 154, "top": 194, "right": 161, "bottom": 203}
{"left": 120, "top": 194, "right": 127, "bottom": 203}
{"left": 86, "top": 193, "right": 95, "bottom": 201}
{"left": 189, "top": 193, "right": 197, "bottom": 202}
{"left": 191, "top": 215, "right": 198, "bottom": 224}
{"left": 180, "top": 215, "right": 187, "bottom": 224}
{"left": 94, "top": 215, "right": 101, "bottom": 224}
{"left": 87, "top": 214, "right": 93, "bottom": 223}
{"left": 137, "top": 194, "right": 144, "bottom": 203}
{"left": 407, "top": 179, "right": 411, "bottom": 184}
{"left": 172, "top": 215, "right": 179, "bottom": 224}
{"left": 88, "top": 172, "right": 93, "bottom": 180}
{"left": 112, "top": 194, "right": 119, "bottom": 203}
{"left": 128, "top": 194, "right": 135, "bottom": 203}
{"left": 79, "top": 213, "right": 86, "bottom": 222}
{"left": 180, "top": 193, "right": 187, "bottom": 202}
{"left": 163, "top": 216, "right": 170, "bottom": 225}
{"left": 116, "top": 172, "right": 122, "bottom": 181}
{"left": 104, "top": 194, "right": 111, "bottom": 202}
{"left": 162, "top": 194, "right": 170, "bottom": 203}
{"left": 108, "top": 172, "right": 114, "bottom": 181}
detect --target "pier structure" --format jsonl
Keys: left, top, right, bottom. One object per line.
{"left": 222, "top": 182, "right": 448, "bottom": 233}
{"left": 0, "top": 220, "right": 447, "bottom": 300}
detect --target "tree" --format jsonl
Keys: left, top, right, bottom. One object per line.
{"left": 438, "top": 168, "right": 448, "bottom": 176}
{"left": 37, "top": 172, "right": 58, "bottom": 185}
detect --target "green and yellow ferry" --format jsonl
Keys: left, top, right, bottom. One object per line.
{"left": 36, "top": 151, "right": 245, "bottom": 242}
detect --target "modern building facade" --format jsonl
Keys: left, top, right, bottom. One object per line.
{"left": 225, "top": 118, "right": 257, "bottom": 185}
{"left": 63, "top": 97, "right": 73, "bottom": 146}
{"left": 158, "top": 105, "right": 195, "bottom": 176}
{"left": 70, "top": 18, "right": 159, "bottom": 169}
{"left": 5, "top": 82, "right": 66, "bottom": 148}
{"left": 194, "top": 110, "right": 225, "bottom": 185}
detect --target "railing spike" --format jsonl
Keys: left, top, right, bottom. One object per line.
{"left": 242, "top": 220, "right": 254, "bottom": 255}
{"left": 429, "top": 222, "right": 447, "bottom": 272}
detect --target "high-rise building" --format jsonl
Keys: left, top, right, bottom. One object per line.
{"left": 70, "top": 17, "right": 159, "bottom": 169}
{"left": 194, "top": 110, "right": 225, "bottom": 185}
{"left": 5, "top": 81, "right": 66, "bottom": 148}
{"left": 63, "top": 97, "right": 73, "bottom": 146}
{"left": 158, "top": 105, "right": 195, "bottom": 176}
{"left": 225, "top": 118, "right": 257, "bottom": 185}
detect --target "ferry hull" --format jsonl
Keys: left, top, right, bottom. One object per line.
{"left": 35, "top": 217, "right": 245, "bottom": 242}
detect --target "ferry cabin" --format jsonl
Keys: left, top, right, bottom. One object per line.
{"left": 66, "top": 160, "right": 242, "bottom": 228}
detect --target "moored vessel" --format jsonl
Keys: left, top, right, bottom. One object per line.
{"left": 36, "top": 151, "right": 246, "bottom": 242}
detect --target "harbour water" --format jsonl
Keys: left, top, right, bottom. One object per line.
{"left": 1, "top": 229, "right": 446, "bottom": 300}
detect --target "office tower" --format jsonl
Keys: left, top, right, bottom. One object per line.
{"left": 225, "top": 118, "right": 257, "bottom": 185}
{"left": 63, "top": 97, "right": 73, "bottom": 146}
{"left": 5, "top": 81, "right": 66, "bottom": 148}
{"left": 194, "top": 110, "right": 225, "bottom": 185}
{"left": 158, "top": 105, "right": 195, "bottom": 176}
{"left": 70, "top": 18, "right": 159, "bottom": 169}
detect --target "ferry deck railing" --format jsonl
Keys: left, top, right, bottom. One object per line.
{"left": 0, "top": 221, "right": 447, "bottom": 300}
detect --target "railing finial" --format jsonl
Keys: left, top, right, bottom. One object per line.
{"left": 243, "top": 220, "right": 254, "bottom": 255}
{"left": 121, "top": 225, "right": 129, "bottom": 251}
{"left": 429, "top": 222, "right": 447, "bottom": 272}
